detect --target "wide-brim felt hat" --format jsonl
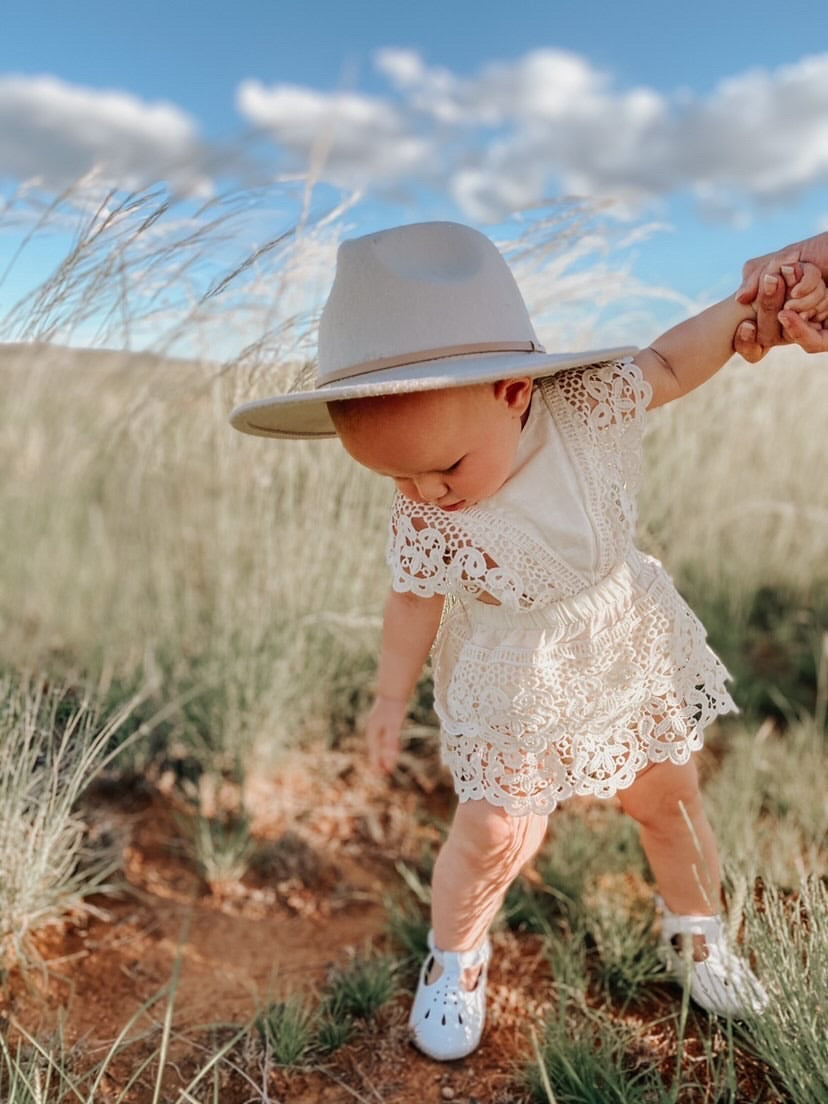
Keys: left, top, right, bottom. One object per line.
{"left": 229, "top": 221, "right": 636, "bottom": 439}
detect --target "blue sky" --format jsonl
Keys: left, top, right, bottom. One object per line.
{"left": 2, "top": 0, "right": 827, "bottom": 350}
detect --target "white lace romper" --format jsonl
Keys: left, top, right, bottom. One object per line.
{"left": 385, "top": 359, "right": 737, "bottom": 816}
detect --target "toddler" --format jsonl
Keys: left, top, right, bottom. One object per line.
{"left": 231, "top": 222, "right": 827, "bottom": 1061}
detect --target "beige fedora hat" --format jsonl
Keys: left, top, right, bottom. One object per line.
{"left": 229, "top": 221, "right": 636, "bottom": 439}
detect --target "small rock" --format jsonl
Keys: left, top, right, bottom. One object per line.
{"left": 440, "top": 1088, "right": 455, "bottom": 1101}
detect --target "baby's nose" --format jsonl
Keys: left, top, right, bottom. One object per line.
{"left": 415, "top": 474, "right": 448, "bottom": 502}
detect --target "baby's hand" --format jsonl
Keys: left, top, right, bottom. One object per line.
{"left": 778, "top": 261, "right": 828, "bottom": 352}
{"left": 782, "top": 262, "right": 828, "bottom": 322}
{"left": 364, "top": 695, "right": 407, "bottom": 774}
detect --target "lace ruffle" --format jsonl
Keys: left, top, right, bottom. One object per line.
{"left": 387, "top": 502, "right": 584, "bottom": 609}
{"left": 432, "top": 556, "right": 735, "bottom": 816}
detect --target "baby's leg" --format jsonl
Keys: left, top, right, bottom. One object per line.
{"left": 619, "top": 756, "right": 768, "bottom": 1015}
{"left": 410, "top": 799, "right": 547, "bottom": 1059}
{"left": 618, "top": 756, "right": 721, "bottom": 915}
{"left": 431, "top": 798, "right": 548, "bottom": 952}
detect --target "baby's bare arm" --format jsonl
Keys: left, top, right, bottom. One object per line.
{"left": 365, "top": 588, "right": 444, "bottom": 773}
{"left": 639, "top": 259, "right": 828, "bottom": 406}
{"left": 375, "top": 588, "right": 444, "bottom": 701}
{"left": 635, "top": 295, "right": 757, "bottom": 409}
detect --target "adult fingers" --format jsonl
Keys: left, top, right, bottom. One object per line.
{"left": 753, "top": 272, "right": 788, "bottom": 349}
{"left": 736, "top": 256, "right": 769, "bottom": 303}
{"left": 736, "top": 247, "right": 800, "bottom": 303}
{"left": 732, "top": 319, "right": 765, "bottom": 364}
{"left": 780, "top": 262, "right": 804, "bottom": 289}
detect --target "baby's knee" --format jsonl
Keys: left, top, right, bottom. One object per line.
{"left": 620, "top": 758, "right": 704, "bottom": 832}
{"left": 449, "top": 800, "right": 543, "bottom": 876}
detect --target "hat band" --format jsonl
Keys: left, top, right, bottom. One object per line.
{"left": 320, "top": 339, "right": 545, "bottom": 388}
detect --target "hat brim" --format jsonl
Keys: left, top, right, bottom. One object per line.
{"left": 229, "top": 344, "right": 638, "bottom": 439}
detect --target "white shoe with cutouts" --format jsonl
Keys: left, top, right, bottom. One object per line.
{"left": 658, "top": 899, "right": 768, "bottom": 1017}
{"left": 408, "top": 930, "right": 491, "bottom": 1061}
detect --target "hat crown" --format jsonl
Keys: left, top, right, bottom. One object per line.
{"left": 317, "top": 222, "right": 539, "bottom": 384}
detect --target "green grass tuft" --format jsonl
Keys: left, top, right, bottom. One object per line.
{"left": 256, "top": 997, "right": 317, "bottom": 1068}
{"left": 182, "top": 809, "right": 257, "bottom": 889}
{"left": 526, "top": 999, "right": 669, "bottom": 1104}
{"left": 322, "top": 951, "right": 399, "bottom": 1021}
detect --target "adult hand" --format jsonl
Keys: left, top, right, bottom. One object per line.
{"left": 736, "top": 232, "right": 828, "bottom": 303}
{"left": 734, "top": 271, "right": 828, "bottom": 358}
{"left": 732, "top": 270, "right": 788, "bottom": 364}
{"left": 734, "top": 232, "right": 828, "bottom": 360}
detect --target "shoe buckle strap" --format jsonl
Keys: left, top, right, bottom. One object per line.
{"left": 657, "top": 899, "right": 724, "bottom": 942}
{"left": 427, "top": 930, "right": 491, "bottom": 974}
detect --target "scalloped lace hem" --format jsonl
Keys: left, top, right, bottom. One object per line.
{"left": 440, "top": 711, "right": 719, "bottom": 817}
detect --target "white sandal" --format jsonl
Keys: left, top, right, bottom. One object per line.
{"left": 658, "top": 899, "right": 768, "bottom": 1017}
{"left": 408, "top": 930, "right": 491, "bottom": 1061}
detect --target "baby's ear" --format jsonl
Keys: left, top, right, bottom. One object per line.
{"left": 494, "top": 377, "right": 533, "bottom": 414}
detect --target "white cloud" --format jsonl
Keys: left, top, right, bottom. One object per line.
{"left": 237, "top": 48, "right": 828, "bottom": 223}
{"left": 682, "top": 56, "right": 828, "bottom": 203}
{"left": 236, "top": 78, "right": 433, "bottom": 188}
{"left": 3, "top": 51, "right": 828, "bottom": 227}
{"left": 0, "top": 74, "right": 208, "bottom": 194}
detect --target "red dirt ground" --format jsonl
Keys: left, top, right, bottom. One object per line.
{"left": 1, "top": 739, "right": 785, "bottom": 1103}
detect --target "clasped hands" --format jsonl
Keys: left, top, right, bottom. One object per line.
{"left": 733, "top": 233, "right": 828, "bottom": 361}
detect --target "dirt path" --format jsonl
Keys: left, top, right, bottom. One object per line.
{"left": 4, "top": 744, "right": 542, "bottom": 1102}
{"left": 2, "top": 741, "right": 783, "bottom": 1103}
{"left": 13, "top": 757, "right": 396, "bottom": 1042}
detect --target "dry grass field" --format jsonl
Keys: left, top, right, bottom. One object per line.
{"left": 0, "top": 194, "right": 826, "bottom": 1101}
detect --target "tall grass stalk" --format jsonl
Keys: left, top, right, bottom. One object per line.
{"left": 2, "top": 189, "right": 826, "bottom": 780}
{"left": 1, "top": 977, "right": 251, "bottom": 1102}
{"left": 0, "top": 678, "right": 149, "bottom": 966}
{"left": 0, "top": 338, "right": 392, "bottom": 771}
{"left": 2, "top": 181, "right": 390, "bottom": 775}
{"left": 0, "top": 1029, "right": 72, "bottom": 1104}
{"left": 640, "top": 349, "right": 828, "bottom": 720}
{"left": 640, "top": 350, "right": 828, "bottom": 599}
{"left": 704, "top": 719, "right": 826, "bottom": 888}
{"left": 740, "top": 877, "right": 828, "bottom": 1104}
